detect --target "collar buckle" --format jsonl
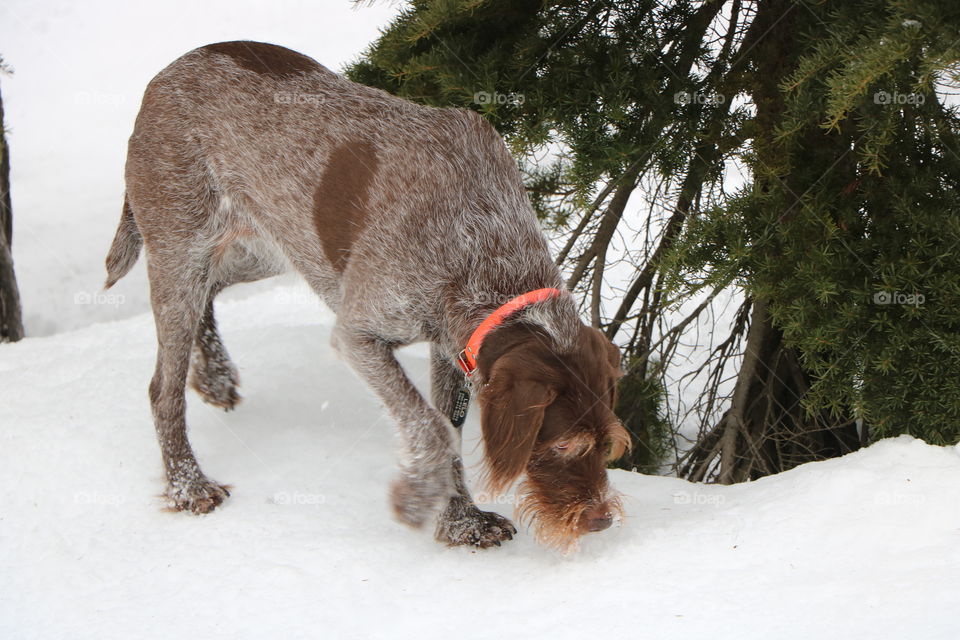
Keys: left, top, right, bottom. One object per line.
{"left": 456, "top": 347, "right": 477, "bottom": 376}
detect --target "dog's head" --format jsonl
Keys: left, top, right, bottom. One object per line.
{"left": 476, "top": 320, "right": 629, "bottom": 551}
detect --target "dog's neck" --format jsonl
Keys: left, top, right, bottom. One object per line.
{"left": 444, "top": 286, "right": 581, "bottom": 370}
{"left": 439, "top": 214, "right": 579, "bottom": 365}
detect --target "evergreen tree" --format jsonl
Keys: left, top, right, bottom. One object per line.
{"left": 349, "top": 0, "right": 960, "bottom": 480}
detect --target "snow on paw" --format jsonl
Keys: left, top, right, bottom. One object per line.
{"left": 435, "top": 499, "right": 517, "bottom": 549}
{"left": 165, "top": 477, "right": 231, "bottom": 514}
{"left": 189, "top": 361, "right": 241, "bottom": 411}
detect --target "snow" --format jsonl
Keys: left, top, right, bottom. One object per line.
{"left": 3, "top": 3, "right": 960, "bottom": 638}
{"left": 2, "top": 285, "right": 960, "bottom": 639}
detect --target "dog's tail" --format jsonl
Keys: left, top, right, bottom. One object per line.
{"left": 104, "top": 195, "right": 142, "bottom": 289}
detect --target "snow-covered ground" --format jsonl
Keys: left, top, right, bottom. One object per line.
{"left": 3, "top": 3, "right": 959, "bottom": 638}
{"left": 2, "top": 285, "right": 959, "bottom": 639}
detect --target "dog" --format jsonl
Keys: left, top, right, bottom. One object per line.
{"left": 105, "top": 41, "right": 629, "bottom": 551}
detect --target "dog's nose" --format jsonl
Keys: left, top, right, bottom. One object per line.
{"left": 582, "top": 505, "right": 613, "bottom": 532}
{"left": 587, "top": 514, "right": 612, "bottom": 532}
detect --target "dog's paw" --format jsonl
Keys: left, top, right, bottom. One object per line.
{"left": 390, "top": 467, "right": 451, "bottom": 529}
{"left": 190, "top": 353, "right": 241, "bottom": 411}
{"left": 435, "top": 499, "right": 517, "bottom": 549}
{"left": 165, "top": 476, "right": 231, "bottom": 514}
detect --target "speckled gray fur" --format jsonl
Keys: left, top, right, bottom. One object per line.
{"left": 106, "top": 41, "right": 582, "bottom": 546}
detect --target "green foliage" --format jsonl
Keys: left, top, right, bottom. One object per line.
{"left": 347, "top": 1, "right": 745, "bottom": 203}
{"left": 613, "top": 359, "right": 673, "bottom": 474}
{"left": 674, "top": 0, "right": 960, "bottom": 444}
{"left": 352, "top": 0, "right": 960, "bottom": 449}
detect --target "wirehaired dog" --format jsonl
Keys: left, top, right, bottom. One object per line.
{"left": 105, "top": 41, "right": 629, "bottom": 551}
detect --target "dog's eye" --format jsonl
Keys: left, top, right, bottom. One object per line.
{"left": 554, "top": 441, "right": 570, "bottom": 451}
{"left": 604, "top": 438, "right": 621, "bottom": 461}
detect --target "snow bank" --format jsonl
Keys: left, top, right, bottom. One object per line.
{"left": 2, "top": 285, "right": 959, "bottom": 639}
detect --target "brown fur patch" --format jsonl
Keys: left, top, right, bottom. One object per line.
{"left": 312, "top": 140, "right": 379, "bottom": 272}
{"left": 205, "top": 41, "right": 318, "bottom": 78}
{"left": 606, "top": 421, "right": 632, "bottom": 461}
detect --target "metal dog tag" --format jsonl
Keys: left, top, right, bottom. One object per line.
{"left": 450, "top": 387, "right": 470, "bottom": 428}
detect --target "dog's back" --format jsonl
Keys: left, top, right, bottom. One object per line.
{"left": 113, "top": 40, "right": 550, "bottom": 319}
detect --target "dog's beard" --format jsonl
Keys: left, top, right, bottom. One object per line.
{"left": 516, "top": 480, "right": 624, "bottom": 554}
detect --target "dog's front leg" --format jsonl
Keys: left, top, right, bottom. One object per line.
{"left": 333, "top": 326, "right": 456, "bottom": 528}
{"left": 429, "top": 345, "right": 517, "bottom": 548}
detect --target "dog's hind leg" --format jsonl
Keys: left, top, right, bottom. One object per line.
{"left": 429, "top": 344, "right": 517, "bottom": 548}
{"left": 189, "top": 289, "right": 240, "bottom": 411}
{"left": 190, "top": 219, "right": 290, "bottom": 411}
{"left": 128, "top": 139, "right": 232, "bottom": 514}
{"left": 145, "top": 245, "right": 230, "bottom": 514}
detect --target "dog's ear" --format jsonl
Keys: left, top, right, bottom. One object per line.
{"left": 606, "top": 421, "right": 632, "bottom": 462}
{"left": 479, "top": 357, "right": 556, "bottom": 495}
{"left": 585, "top": 327, "right": 623, "bottom": 407}
{"left": 603, "top": 335, "right": 623, "bottom": 372}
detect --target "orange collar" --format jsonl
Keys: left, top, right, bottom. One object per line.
{"left": 456, "top": 288, "right": 564, "bottom": 377}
